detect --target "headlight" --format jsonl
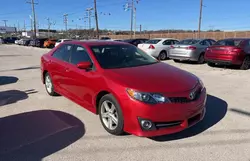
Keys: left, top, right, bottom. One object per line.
{"left": 126, "top": 88, "right": 170, "bottom": 104}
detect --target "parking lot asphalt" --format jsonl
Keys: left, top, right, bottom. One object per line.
{"left": 0, "top": 44, "right": 250, "bottom": 161}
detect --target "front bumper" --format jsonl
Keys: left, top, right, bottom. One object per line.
{"left": 121, "top": 88, "right": 207, "bottom": 137}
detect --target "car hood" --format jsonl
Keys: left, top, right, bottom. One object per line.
{"left": 104, "top": 62, "right": 198, "bottom": 93}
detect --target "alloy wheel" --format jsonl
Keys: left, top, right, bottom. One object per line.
{"left": 100, "top": 100, "right": 118, "bottom": 130}
{"left": 45, "top": 75, "right": 52, "bottom": 94}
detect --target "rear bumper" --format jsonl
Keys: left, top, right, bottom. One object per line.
{"left": 169, "top": 50, "right": 199, "bottom": 61}
{"left": 205, "top": 55, "right": 243, "bottom": 65}
{"left": 169, "top": 55, "right": 198, "bottom": 61}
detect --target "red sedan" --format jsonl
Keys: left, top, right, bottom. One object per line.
{"left": 41, "top": 41, "right": 207, "bottom": 137}
{"left": 205, "top": 38, "right": 250, "bottom": 70}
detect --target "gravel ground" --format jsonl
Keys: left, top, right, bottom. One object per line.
{"left": 0, "top": 44, "right": 250, "bottom": 161}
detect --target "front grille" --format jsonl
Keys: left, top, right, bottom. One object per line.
{"left": 169, "top": 88, "right": 202, "bottom": 104}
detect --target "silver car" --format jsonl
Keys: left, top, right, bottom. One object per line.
{"left": 169, "top": 38, "right": 216, "bottom": 63}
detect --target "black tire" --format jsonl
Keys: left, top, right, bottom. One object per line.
{"left": 98, "top": 94, "right": 124, "bottom": 135}
{"left": 198, "top": 53, "right": 205, "bottom": 64}
{"left": 240, "top": 56, "right": 250, "bottom": 70}
{"left": 207, "top": 62, "right": 216, "bottom": 67}
{"left": 173, "top": 59, "right": 181, "bottom": 63}
{"left": 44, "top": 72, "right": 58, "bottom": 96}
{"left": 158, "top": 51, "right": 167, "bottom": 60}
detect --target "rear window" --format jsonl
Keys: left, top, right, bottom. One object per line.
{"left": 177, "top": 39, "right": 199, "bottom": 45}
{"left": 144, "top": 39, "right": 161, "bottom": 44}
{"left": 214, "top": 39, "right": 243, "bottom": 46}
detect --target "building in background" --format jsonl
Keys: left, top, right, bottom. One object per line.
{"left": 0, "top": 26, "right": 16, "bottom": 33}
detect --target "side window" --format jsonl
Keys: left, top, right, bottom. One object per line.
{"left": 162, "top": 40, "right": 172, "bottom": 45}
{"left": 52, "top": 44, "right": 72, "bottom": 62}
{"left": 70, "top": 45, "right": 92, "bottom": 65}
{"left": 200, "top": 40, "right": 210, "bottom": 46}
{"left": 172, "top": 40, "right": 179, "bottom": 44}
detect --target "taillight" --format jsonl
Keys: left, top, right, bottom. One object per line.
{"left": 231, "top": 48, "right": 242, "bottom": 52}
{"left": 186, "top": 46, "right": 196, "bottom": 50}
{"left": 149, "top": 45, "right": 155, "bottom": 49}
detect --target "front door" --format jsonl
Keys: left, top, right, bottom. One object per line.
{"left": 64, "top": 45, "right": 98, "bottom": 109}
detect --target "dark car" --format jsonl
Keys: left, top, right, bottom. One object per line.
{"left": 41, "top": 40, "right": 206, "bottom": 137}
{"left": 205, "top": 38, "right": 250, "bottom": 70}
{"left": 29, "top": 38, "right": 48, "bottom": 47}
{"left": 3, "top": 37, "right": 19, "bottom": 44}
{"left": 122, "top": 38, "right": 149, "bottom": 47}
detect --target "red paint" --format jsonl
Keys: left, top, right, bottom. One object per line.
{"left": 41, "top": 41, "right": 207, "bottom": 137}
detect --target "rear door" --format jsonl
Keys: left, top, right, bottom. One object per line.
{"left": 49, "top": 44, "right": 73, "bottom": 93}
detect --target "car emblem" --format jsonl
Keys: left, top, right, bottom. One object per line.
{"left": 189, "top": 91, "right": 196, "bottom": 100}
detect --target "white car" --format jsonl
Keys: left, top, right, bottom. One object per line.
{"left": 55, "top": 39, "right": 72, "bottom": 47}
{"left": 15, "top": 39, "right": 20, "bottom": 45}
{"left": 138, "top": 38, "right": 179, "bottom": 60}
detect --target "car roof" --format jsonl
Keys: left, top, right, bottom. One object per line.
{"left": 66, "top": 40, "right": 129, "bottom": 46}
{"left": 220, "top": 38, "right": 250, "bottom": 40}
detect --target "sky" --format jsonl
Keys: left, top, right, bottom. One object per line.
{"left": 1, "top": 0, "right": 250, "bottom": 31}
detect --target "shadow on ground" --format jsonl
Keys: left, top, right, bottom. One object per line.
{"left": 151, "top": 94, "right": 228, "bottom": 142}
{"left": 230, "top": 108, "right": 250, "bottom": 117}
{"left": 0, "top": 110, "right": 85, "bottom": 161}
{"left": 0, "top": 55, "right": 31, "bottom": 57}
{"left": 0, "top": 76, "right": 19, "bottom": 86}
{"left": 0, "top": 89, "right": 38, "bottom": 106}
{"left": 0, "top": 66, "right": 40, "bottom": 72}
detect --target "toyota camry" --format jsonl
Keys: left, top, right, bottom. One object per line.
{"left": 41, "top": 40, "right": 207, "bottom": 137}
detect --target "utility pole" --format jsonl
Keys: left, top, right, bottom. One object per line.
{"left": 63, "top": 14, "right": 68, "bottom": 36}
{"left": 130, "top": 0, "right": 134, "bottom": 38}
{"left": 94, "top": 0, "right": 99, "bottom": 39}
{"left": 198, "top": 0, "right": 203, "bottom": 38}
{"left": 133, "top": 7, "right": 136, "bottom": 38}
{"left": 2, "top": 20, "right": 8, "bottom": 27}
{"left": 27, "top": 0, "right": 38, "bottom": 38}
{"left": 86, "top": 8, "right": 93, "bottom": 30}
{"left": 24, "top": 20, "right": 26, "bottom": 32}
{"left": 140, "top": 24, "right": 142, "bottom": 35}
{"left": 17, "top": 21, "right": 20, "bottom": 32}
{"left": 46, "top": 18, "right": 52, "bottom": 37}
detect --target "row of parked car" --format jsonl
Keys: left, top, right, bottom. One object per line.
{"left": 14, "top": 38, "right": 72, "bottom": 48}
{"left": 116, "top": 37, "right": 250, "bottom": 70}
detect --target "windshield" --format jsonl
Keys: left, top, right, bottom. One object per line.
{"left": 177, "top": 39, "right": 200, "bottom": 45}
{"left": 214, "top": 39, "right": 243, "bottom": 46}
{"left": 145, "top": 39, "right": 161, "bottom": 44}
{"left": 91, "top": 44, "right": 158, "bottom": 69}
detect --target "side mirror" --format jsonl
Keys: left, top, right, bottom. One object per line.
{"left": 76, "top": 61, "right": 92, "bottom": 69}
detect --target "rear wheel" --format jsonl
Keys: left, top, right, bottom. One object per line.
{"left": 240, "top": 56, "right": 250, "bottom": 70}
{"left": 158, "top": 51, "right": 167, "bottom": 60}
{"left": 98, "top": 94, "right": 124, "bottom": 135}
{"left": 198, "top": 53, "right": 205, "bottom": 64}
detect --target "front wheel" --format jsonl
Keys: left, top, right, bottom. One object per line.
{"left": 98, "top": 94, "right": 124, "bottom": 135}
{"left": 44, "top": 72, "right": 58, "bottom": 96}
{"left": 240, "top": 56, "right": 250, "bottom": 70}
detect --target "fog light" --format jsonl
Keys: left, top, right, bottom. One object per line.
{"left": 141, "top": 120, "right": 153, "bottom": 130}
